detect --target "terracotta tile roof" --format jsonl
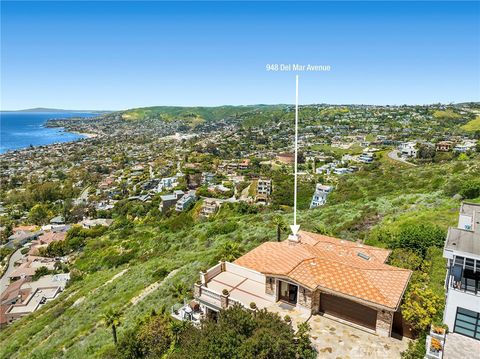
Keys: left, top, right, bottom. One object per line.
{"left": 234, "top": 230, "right": 411, "bottom": 310}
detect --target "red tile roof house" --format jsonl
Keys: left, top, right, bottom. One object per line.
{"left": 193, "top": 231, "right": 412, "bottom": 337}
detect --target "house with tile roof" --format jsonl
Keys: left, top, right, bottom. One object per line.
{"left": 193, "top": 230, "right": 412, "bottom": 337}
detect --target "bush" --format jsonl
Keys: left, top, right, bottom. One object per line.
{"left": 172, "top": 305, "right": 316, "bottom": 359}
{"left": 388, "top": 248, "right": 423, "bottom": 270}
{"left": 395, "top": 223, "right": 446, "bottom": 257}
{"left": 460, "top": 179, "right": 480, "bottom": 199}
{"left": 401, "top": 283, "right": 443, "bottom": 332}
{"left": 32, "top": 266, "right": 51, "bottom": 281}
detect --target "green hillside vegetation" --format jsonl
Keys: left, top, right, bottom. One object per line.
{"left": 432, "top": 109, "right": 462, "bottom": 121}
{"left": 120, "top": 105, "right": 283, "bottom": 123}
{"left": 461, "top": 115, "right": 480, "bottom": 132}
{"left": 1, "top": 155, "right": 479, "bottom": 358}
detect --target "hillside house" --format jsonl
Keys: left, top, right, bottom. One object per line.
{"left": 310, "top": 184, "right": 333, "bottom": 209}
{"left": 436, "top": 141, "right": 454, "bottom": 152}
{"left": 193, "top": 231, "right": 411, "bottom": 337}
{"left": 399, "top": 142, "right": 417, "bottom": 158}
{"left": 200, "top": 199, "right": 220, "bottom": 218}
{"left": 454, "top": 140, "right": 477, "bottom": 153}
{"left": 159, "top": 190, "right": 184, "bottom": 213}
{"left": 175, "top": 190, "right": 196, "bottom": 212}
{"left": 256, "top": 179, "right": 272, "bottom": 204}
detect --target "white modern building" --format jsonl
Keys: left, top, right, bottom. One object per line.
{"left": 175, "top": 190, "right": 196, "bottom": 212}
{"left": 310, "top": 184, "right": 333, "bottom": 209}
{"left": 399, "top": 142, "right": 418, "bottom": 158}
{"left": 443, "top": 202, "right": 480, "bottom": 341}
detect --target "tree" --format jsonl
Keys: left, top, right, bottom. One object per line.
{"left": 28, "top": 204, "right": 50, "bottom": 225}
{"left": 217, "top": 241, "right": 242, "bottom": 262}
{"left": 169, "top": 282, "right": 189, "bottom": 301}
{"left": 170, "top": 304, "right": 315, "bottom": 359}
{"left": 460, "top": 179, "right": 480, "bottom": 199}
{"left": 388, "top": 248, "right": 423, "bottom": 270}
{"left": 395, "top": 223, "right": 446, "bottom": 257}
{"left": 296, "top": 322, "right": 316, "bottom": 359}
{"left": 271, "top": 215, "right": 287, "bottom": 242}
{"left": 417, "top": 144, "right": 435, "bottom": 160}
{"left": 104, "top": 308, "right": 122, "bottom": 345}
{"left": 401, "top": 283, "right": 443, "bottom": 332}
{"left": 32, "top": 266, "right": 50, "bottom": 280}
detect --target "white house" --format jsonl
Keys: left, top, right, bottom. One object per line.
{"left": 175, "top": 190, "right": 196, "bottom": 212}
{"left": 399, "top": 142, "right": 418, "bottom": 158}
{"left": 310, "top": 184, "right": 333, "bottom": 209}
{"left": 454, "top": 140, "right": 477, "bottom": 153}
{"left": 443, "top": 202, "right": 480, "bottom": 341}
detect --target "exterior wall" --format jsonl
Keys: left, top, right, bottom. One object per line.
{"left": 225, "top": 262, "right": 265, "bottom": 284}
{"left": 376, "top": 310, "right": 393, "bottom": 337}
{"left": 297, "top": 286, "right": 313, "bottom": 310}
{"left": 204, "top": 263, "right": 223, "bottom": 283}
{"left": 311, "top": 290, "right": 321, "bottom": 315}
{"left": 265, "top": 276, "right": 276, "bottom": 296}
{"left": 444, "top": 288, "right": 480, "bottom": 332}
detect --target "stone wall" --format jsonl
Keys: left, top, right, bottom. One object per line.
{"left": 311, "top": 290, "right": 321, "bottom": 314}
{"left": 376, "top": 310, "right": 393, "bottom": 337}
{"left": 297, "top": 286, "right": 313, "bottom": 309}
{"left": 265, "top": 276, "right": 276, "bottom": 297}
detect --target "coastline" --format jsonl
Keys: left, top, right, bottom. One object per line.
{"left": 68, "top": 130, "right": 98, "bottom": 139}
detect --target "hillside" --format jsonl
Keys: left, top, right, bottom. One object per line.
{"left": 120, "top": 105, "right": 284, "bottom": 122}
{"left": 1, "top": 154, "right": 479, "bottom": 358}
{"left": 461, "top": 115, "right": 480, "bottom": 132}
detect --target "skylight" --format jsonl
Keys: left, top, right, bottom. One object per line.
{"left": 357, "top": 252, "right": 370, "bottom": 260}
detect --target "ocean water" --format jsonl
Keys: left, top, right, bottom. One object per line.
{"left": 0, "top": 112, "right": 97, "bottom": 154}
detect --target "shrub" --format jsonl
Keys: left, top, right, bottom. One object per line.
{"left": 395, "top": 223, "right": 446, "bottom": 257}
{"left": 460, "top": 179, "right": 480, "bottom": 199}
{"left": 401, "top": 283, "right": 443, "bottom": 332}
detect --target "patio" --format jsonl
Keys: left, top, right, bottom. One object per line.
{"left": 267, "top": 302, "right": 411, "bottom": 358}
{"left": 200, "top": 268, "right": 273, "bottom": 309}
{"left": 443, "top": 332, "right": 480, "bottom": 359}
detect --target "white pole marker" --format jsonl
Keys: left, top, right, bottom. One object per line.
{"left": 290, "top": 75, "right": 300, "bottom": 238}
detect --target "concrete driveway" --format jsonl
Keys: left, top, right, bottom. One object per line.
{"left": 0, "top": 248, "right": 24, "bottom": 296}
{"left": 387, "top": 150, "right": 417, "bottom": 167}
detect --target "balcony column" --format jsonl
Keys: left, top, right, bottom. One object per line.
{"left": 220, "top": 293, "right": 229, "bottom": 309}
{"left": 194, "top": 283, "right": 202, "bottom": 298}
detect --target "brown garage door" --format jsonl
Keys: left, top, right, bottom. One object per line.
{"left": 320, "top": 293, "right": 377, "bottom": 330}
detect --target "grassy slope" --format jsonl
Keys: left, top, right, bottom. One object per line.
{"left": 461, "top": 115, "right": 480, "bottom": 132}
{"left": 120, "top": 105, "right": 283, "bottom": 122}
{"left": 0, "top": 155, "right": 479, "bottom": 358}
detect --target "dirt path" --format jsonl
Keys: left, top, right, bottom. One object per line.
{"left": 130, "top": 268, "right": 180, "bottom": 305}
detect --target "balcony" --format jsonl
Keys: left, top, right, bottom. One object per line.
{"left": 447, "top": 266, "right": 480, "bottom": 296}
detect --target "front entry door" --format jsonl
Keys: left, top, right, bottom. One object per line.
{"left": 279, "top": 281, "right": 298, "bottom": 304}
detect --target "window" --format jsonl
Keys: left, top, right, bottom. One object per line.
{"left": 454, "top": 307, "right": 480, "bottom": 340}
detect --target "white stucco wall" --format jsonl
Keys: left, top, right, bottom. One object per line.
{"left": 443, "top": 289, "right": 480, "bottom": 331}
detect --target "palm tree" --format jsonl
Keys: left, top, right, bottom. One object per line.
{"left": 169, "top": 320, "right": 188, "bottom": 345}
{"left": 103, "top": 308, "right": 121, "bottom": 345}
{"left": 272, "top": 215, "right": 287, "bottom": 242}
{"left": 169, "top": 282, "right": 189, "bottom": 301}
{"left": 218, "top": 241, "right": 242, "bottom": 262}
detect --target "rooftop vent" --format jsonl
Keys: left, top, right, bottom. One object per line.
{"left": 357, "top": 252, "right": 370, "bottom": 260}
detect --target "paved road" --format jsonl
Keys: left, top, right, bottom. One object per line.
{"left": 387, "top": 150, "right": 417, "bottom": 166}
{"left": 0, "top": 248, "right": 24, "bottom": 296}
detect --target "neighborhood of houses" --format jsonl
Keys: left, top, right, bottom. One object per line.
{"left": 0, "top": 218, "right": 112, "bottom": 327}
{"left": 0, "top": 104, "right": 478, "bottom": 356}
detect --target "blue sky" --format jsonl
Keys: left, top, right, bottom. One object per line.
{"left": 1, "top": 1, "right": 479, "bottom": 110}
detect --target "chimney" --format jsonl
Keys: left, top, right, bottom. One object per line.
{"left": 288, "top": 233, "right": 300, "bottom": 243}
